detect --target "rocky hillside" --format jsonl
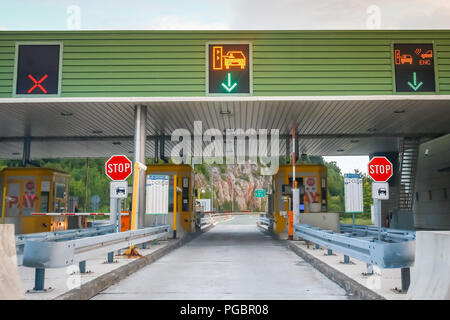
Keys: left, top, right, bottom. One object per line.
{"left": 194, "top": 162, "right": 272, "bottom": 212}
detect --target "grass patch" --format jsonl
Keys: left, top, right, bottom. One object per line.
{"left": 339, "top": 215, "right": 373, "bottom": 226}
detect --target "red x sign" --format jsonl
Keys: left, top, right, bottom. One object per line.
{"left": 27, "top": 74, "right": 48, "bottom": 93}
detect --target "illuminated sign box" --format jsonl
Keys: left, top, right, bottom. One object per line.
{"left": 14, "top": 44, "right": 62, "bottom": 96}
{"left": 393, "top": 44, "right": 436, "bottom": 93}
{"left": 207, "top": 43, "right": 252, "bottom": 95}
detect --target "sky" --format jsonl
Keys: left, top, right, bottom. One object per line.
{"left": 1, "top": 0, "right": 445, "bottom": 173}
{"left": 1, "top": 0, "right": 450, "bottom": 30}
{"left": 323, "top": 156, "right": 369, "bottom": 175}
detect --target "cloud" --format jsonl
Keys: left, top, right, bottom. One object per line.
{"left": 228, "top": 0, "right": 450, "bottom": 29}
{"left": 148, "top": 15, "right": 231, "bottom": 30}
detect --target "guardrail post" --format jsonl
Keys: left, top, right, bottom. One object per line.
{"left": 327, "top": 249, "right": 333, "bottom": 255}
{"left": 34, "top": 268, "right": 45, "bottom": 291}
{"left": 315, "top": 243, "right": 320, "bottom": 250}
{"left": 142, "top": 242, "right": 147, "bottom": 249}
{"left": 79, "top": 261, "right": 86, "bottom": 274}
{"left": 401, "top": 267, "right": 410, "bottom": 293}
{"left": 343, "top": 255, "right": 350, "bottom": 264}
{"left": 366, "top": 264, "right": 374, "bottom": 275}
{"left": 107, "top": 252, "right": 114, "bottom": 263}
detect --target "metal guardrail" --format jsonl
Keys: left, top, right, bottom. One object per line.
{"left": 23, "top": 225, "right": 169, "bottom": 268}
{"left": 257, "top": 217, "right": 272, "bottom": 231}
{"left": 22, "top": 225, "right": 169, "bottom": 292}
{"left": 15, "top": 224, "right": 116, "bottom": 266}
{"left": 294, "top": 224, "right": 415, "bottom": 269}
{"left": 340, "top": 224, "right": 416, "bottom": 242}
{"left": 200, "top": 216, "right": 212, "bottom": 229}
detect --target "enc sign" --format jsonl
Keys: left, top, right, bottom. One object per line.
{"left": 207, "top": 43, "right": 251, "bottom": 95}
{"left": 393, "top": 44, "right": 435, "bottom": 93}
{"left": 15, "top": 44, "right": 61, "bottom": 95}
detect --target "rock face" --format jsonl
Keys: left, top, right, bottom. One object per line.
{"left": 194, "top": 163, "right": 271, "bottom": 211}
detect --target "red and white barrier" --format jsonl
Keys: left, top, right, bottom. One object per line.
{"left": 31, "top": 212, "right": 129, "bottom": 216}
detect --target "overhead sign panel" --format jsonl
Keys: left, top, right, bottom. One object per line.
{"left": 15, "top": 44, "right": 62, "bottom": 96}
{"left": 393, "top": 44, "right": 436, "bottom": 93}
{"left": 207, "top": 43, "right": 251, "bottom": 95}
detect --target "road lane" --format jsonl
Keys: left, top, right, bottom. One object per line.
{"left": 92, "top": 215, "right": 350, "bottom": 300}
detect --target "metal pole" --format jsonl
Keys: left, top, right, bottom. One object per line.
{"left": 1, "top": 176, "right": 6, "bottom": 224}
{"left": 79, "top": 261, "right": 86, "bottom": 273}
{"left": 173, "top": 174, "right": 177, "bottom": 239}
{"left": 377, "top": 199, "right": 381, "bottom": 241}
{"left": 133, "top": 105, "right": 147, "bottom": 229}
{"left": 401, "top": 267, "right": 411, "bottom": 293}
{"left": 84, "top": 158, "right": 89, "bottom": 211}
{"left": 231, "top": 181, "right": 234, "bottom": 212}
{"left": 211, "top": 168, "right": 214, "bottom": 212}
{"left": 107, "top": 252, "right": 114, "bottom": 263}
{"left": 34, "top": 268, "right": 45, "bottom": 291}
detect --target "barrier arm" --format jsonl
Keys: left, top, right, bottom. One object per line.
{"left": 123, "top": 161, "right": 147, "bottom": 257}
{"left": 173, "top": 174, "right": 177, "bottom": 239}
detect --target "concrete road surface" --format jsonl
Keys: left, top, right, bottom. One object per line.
{"left": 92, "top": 215, "right": 351, "bottom": 300}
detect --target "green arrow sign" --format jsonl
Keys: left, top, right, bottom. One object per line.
{"left": 407, "top": 72, "right": 423, "bottom": 91}
{"left": 254, "top": 189, "right": 266, "bottom": 198}
{"left": 221, "top": 73, "right": 238, "bottom": 92}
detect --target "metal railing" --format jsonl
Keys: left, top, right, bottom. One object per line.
{"left": 15, "top": 224, "right": 116, "bottom": 266}
{"left": 294, "top": 224, "right": 415, "bottom": 269}
{"left": 22, "top": 225, "right": 169, "bottom": 292}
{"left": 257, "top": 216, "right": 272, "bottom": 231}
{"left": 200, "top": 216, "right": 212, "bottom": 229}
{"left": 340, "top": 224, "right": 416, "bottom": 242}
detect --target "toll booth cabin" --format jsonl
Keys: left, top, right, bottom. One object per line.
{"left": 145, "top": 164, "right": 195, "bottom": 237}
{"left": 0, "top": 168, "right": 70, "bottom": 234}
{"left": 270, "top": 164, "right": 329, "bottom": 237}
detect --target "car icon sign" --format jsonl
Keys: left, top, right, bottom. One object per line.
{"left": 378, "top": 188, "right": 387, "bottom": 196}
{"left": 116, "top": 187, "right": 126, "bottom": 195}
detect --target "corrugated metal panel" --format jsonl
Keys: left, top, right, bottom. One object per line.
{"left": 1, "top": 30, "right": 450, "bottom": 97}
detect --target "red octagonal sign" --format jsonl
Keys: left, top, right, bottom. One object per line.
{"left": 368, "top": 156, "right": 393, "bottom": 182}
{"left": 105, "top": 155, "right": 133, "bottom": 181}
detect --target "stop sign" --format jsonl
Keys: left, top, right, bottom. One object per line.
{"left": 368, "top": 156, "right": 393, "bottom": 182}
{"left": 105, "top": 155, "right": 133, "bottom": 181}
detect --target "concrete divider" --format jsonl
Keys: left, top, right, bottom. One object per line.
{"left": 406, "top": 231, "right": 450, "bottom": 300}
{"left": 0, "top": 225, "right": 24, "bottom": 300}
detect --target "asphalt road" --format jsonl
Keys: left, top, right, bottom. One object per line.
{"left": 92, "top": 215, "right": 350, "bottom": 300}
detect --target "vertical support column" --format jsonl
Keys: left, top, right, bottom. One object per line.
{"left": 34, "top": 268, "right": 45, "bottom": 291}
{"left": 401, "top": 267, "right": 410, "bottom": 293}
{"left": 154, "top": 137, "right": 159, "bottom": 162}
{"left": 79, "top": 261, "right": 86, "bottom": 274}
{"left": 22, "top": 136, "right": 31, "bottom": 167}
{"left": 285, "top": 135, "right": 290, "bottom": 164}
{"left": 107, "top": 251, "right": 114, "bottom": 263}
{"left": 133, "top": 105, "right": 147, "bottom": 230}
{"left": 173, "top": 174, "right": 177, "bottom": 239}
{"left": 343, "top": 255, "right": 350, "bottom": 264}
{"left": 109, "top": 197, "right": 120, "bottom": 232}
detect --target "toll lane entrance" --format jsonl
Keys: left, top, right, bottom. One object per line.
{"left": 92, "top": 215, "right": 350, "bottom": 300}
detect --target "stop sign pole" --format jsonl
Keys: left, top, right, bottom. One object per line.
{"left": 368, "top": 156, "right": 393, "bottom": 240}
{"left": 105, "top": 155, "right": 133, "bottom": 233}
